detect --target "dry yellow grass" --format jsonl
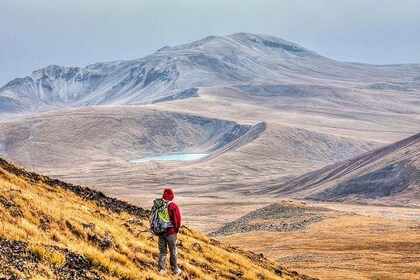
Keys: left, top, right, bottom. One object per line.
{"left": 28, "top": 244, "right": 66, "bottom": 267}
{"left": 218, "top": 212, "right": 420, "bottom": 280}
{"left": 0, "top": 158, "right": 311, "bottom": 280}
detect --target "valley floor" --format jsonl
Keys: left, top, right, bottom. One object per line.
{"left": 210, "top": 199, "right": 420, "bottom": 280}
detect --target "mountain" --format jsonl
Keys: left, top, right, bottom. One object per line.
{"left": 0, "top": 157, "right": 316, "bottom": 279}
{"left": 260, "top": 132, "right": 420, "bottom": 207}
{"left": 1, "top": 32, "right": 419, "bottom": 113}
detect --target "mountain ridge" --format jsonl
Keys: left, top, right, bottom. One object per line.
{"left": 2, "top": 32, "right": 419, "bottom": 114}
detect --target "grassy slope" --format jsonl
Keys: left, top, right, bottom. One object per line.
{"left": 0, "top": 158, "right": 313, "bottom": 280}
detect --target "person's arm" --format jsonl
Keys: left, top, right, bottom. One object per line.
{"left": 175, "top": 204, "right": 181, "bottom": 232}
{"left": 169, "top": 204, "right": 181, "bottom": 232}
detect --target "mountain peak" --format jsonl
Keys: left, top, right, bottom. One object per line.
{"left": 229, "top": 32, "right": 310, "bottom": 53}
{"left": 155, "top": 32, "right": 313, "bottom": 56}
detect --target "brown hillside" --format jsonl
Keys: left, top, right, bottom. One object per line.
{"left": 0, "top": 158, "right": 314, "bottom": 280}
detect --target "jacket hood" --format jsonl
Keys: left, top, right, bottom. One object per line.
{"left": 162, "top": 188, "right": 174, "bottom": 201}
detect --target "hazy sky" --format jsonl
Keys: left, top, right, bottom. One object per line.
{"left": 1, "top": 0, "right": 419, "bottom": 85}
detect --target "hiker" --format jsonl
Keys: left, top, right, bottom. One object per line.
{"left": 156, "top": 188, "right": 182, "bottom": 275}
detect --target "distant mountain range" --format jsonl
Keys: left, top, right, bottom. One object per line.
{"left": 1, "top": 32, "right": 420, "bottom": 113}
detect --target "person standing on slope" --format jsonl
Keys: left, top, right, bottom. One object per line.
{"left": 158, "top": 188, "right": 182, "bottom": 275}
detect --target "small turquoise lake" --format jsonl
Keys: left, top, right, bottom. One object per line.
{"left": 129, "top": 153, "right": 208, "bottom": 163}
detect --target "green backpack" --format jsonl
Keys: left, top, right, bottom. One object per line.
{"left": 149, "top": 198, "right": 173, "bottom": 235}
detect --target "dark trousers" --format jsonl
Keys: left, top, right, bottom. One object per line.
{"left": 158, "top": 233, "right": 178, "bottom": 271}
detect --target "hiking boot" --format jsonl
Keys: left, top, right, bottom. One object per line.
{"left": 159, "top": 269, "right": 165, "bottom": 275}
{"left": 173, "top": 268, "right": 182, "bottom": 276}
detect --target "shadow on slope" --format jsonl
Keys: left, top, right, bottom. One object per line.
{"left": 261, "top": 132, "right": 420, "bottom": 207}
{"left": 310, "top": 160, "right": 416, "bottom": 200}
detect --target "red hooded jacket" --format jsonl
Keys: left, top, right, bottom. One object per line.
{"left": 162, "top": 188, "right": 181, "bottom": 236}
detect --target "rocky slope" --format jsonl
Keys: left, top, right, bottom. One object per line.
{"left": 0, "top": 157, "right": 316, "bottom": 280}
{"left": 211, "top": 201, "right": 347, "bottom": 237}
